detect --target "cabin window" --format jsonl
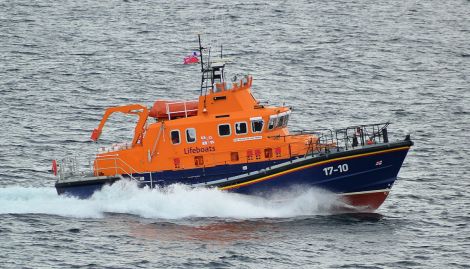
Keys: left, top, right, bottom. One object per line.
{"left": 218, "top": 124, "right": 231, "bottom": 137}
{"left": 170, "top": 130, "right": 180, "bottom": 145}
{"left": 268, "top": 116, "right": 277, "bottom": 130}
{"left": 277, "top": 116, "right": 284, "bottom": 128}
{"left": 276, "top": 113, "right": 286, "bottom": 128}
{"left": 186, "top": 128, "right": 196, "bottom": 143}
{"left": 251, "top": 117, "right": 264, "bottom": 133}
{"left": 283, "top": 113, "right": 290, "bottom": 127}
{"left": 235, "top": 122, "right": 247, "bottom": 135}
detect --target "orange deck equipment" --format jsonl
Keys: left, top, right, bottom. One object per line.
{"left": 149, "top": 100, "right": 198, "bottom": 120}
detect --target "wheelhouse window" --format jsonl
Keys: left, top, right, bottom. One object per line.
{"left": 218, "top": 124, "right": 231, "bottom": 137}
{"left": 283, "top": 112, "right": 290, "bottom": 127}
{"left": 251, "top": 117, "right": 264, "bottom": 133}
{"left": 235, "top": 122, "right": 247, "bottom": 135}
{"left": 268, "top": 111, "right": 291, "bottom": 130}
{"left": 276, "top": 113, "right": 286, "bottom": 128}
{"left": 170, "top": 130, "right": 180, "bottom": 145}
{"left": 268, "top": 115, "right": 277, "bottom": 130}
{"left": 278, "top": 111, "right": 290, "bottom": 128}
{"left": 186, "top": 128, "right": 196, "bottom": 143}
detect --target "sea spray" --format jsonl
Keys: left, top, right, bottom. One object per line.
{"left": 0, "top": 186, "right": 102, "bottom": 218}
{"left": 0, "top": 180, "right": 342, "bottom": 219}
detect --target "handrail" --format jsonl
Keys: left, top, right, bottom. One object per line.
{"left": 272, "top": 122, "right": 390, "bottom": 154}
{"left": 165, "top": 101, "right": 199, "bottom": 120}
{"left": 57, "top": 154, "right": 149, "bottom": 183}
{"left": 94, "top": 156, "right": 141, "bottom": 180}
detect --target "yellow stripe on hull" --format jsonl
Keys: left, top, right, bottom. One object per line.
{"left": 219, "top": 146, "right": 411, "bottom": 191}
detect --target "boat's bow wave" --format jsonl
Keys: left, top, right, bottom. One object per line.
{"left": 0, "top": 180, "right": 344, "bottom": 219}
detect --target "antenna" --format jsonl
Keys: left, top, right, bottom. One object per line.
{"left": 196, "top": 35, "right": 226, "bottom": 99}
{"left": 198, "top": 34, "right": 205, "bottom": 97}
{"left": 197, "top": 34, "right": 204, "bottom": 73}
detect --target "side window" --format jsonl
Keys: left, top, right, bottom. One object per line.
{"left": 235, "top": 122, "right": 247, "bottom": 135}
{"left": 283, "top": 113, "right": 290, "bottom": 127}
{"left": 170, "top": 130, "right": 180, "bottom": 145}
{"left": 186, "top": 128, "right": 196, "bottom": 143}
{"left": 251, "top": 117, "right": 264, "bottom": 133}
{"left": 276, "top": 113, "right": 286, "bottom": 128}
{"left": 268, "top": 116, "right": 277, "bottom": 130}
{"left": 218, "top": 124, "right": 231, "bottom": 137}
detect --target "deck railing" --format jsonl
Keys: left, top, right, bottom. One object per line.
{"left": 289, "top": 122, "right": 390, "bottom": 154}
{"left": 57, "top": 154, "right": 142, "bottom": 182}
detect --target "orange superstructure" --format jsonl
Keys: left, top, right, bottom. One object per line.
{"left": 92, "top": 75, "right": 320, "bottom": 177}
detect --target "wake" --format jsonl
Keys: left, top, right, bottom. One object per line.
{"left": 0, "top": 180, "right": 343, "bottom": 219}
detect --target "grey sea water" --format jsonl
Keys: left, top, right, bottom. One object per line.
{"left": 1, "top": 0, "right": 470, "bottom": 268}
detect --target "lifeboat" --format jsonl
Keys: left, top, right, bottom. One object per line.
{"left": 53, "top": 35, "right": 413, "bottom": 212}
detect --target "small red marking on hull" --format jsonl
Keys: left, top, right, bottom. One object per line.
{"left": 341, "top": 190, "right": 390, "bottom": 211}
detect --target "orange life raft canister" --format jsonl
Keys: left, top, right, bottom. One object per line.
{"left": 149, "top": 100, "right": 198, "bottom": 119}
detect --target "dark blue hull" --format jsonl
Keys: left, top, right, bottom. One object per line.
{"left": 222, "top": 144, "right": 409, "bottom": 195}
{"left": 55, "top": 141, "right": 412, "bottom": 208}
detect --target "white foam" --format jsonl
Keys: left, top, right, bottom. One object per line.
{"left": 0, "top": 180, "right": 341, "bottom": 219}
{"left": 0, "top": 185, "right": 103, "bottom": 218}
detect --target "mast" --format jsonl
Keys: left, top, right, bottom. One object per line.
{"left": 198, "top": 34, "right": 205, "bottom": 96}
{"left": 197, "top": 34, "right": 225, "bottom": 97}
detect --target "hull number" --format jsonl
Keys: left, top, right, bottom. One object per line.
{"left": 323, "top": 164, "right": 349, "bottom": 176}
